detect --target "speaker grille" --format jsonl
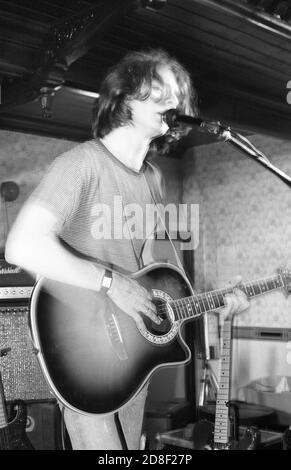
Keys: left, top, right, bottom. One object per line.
{"left": 0, "top": 302, "right": 52, "bottom": 401}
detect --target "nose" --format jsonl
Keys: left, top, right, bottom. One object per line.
{"left": 165, "top": 92, "right": 179, "bottom": 109}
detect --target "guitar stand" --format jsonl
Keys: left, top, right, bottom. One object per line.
{"left": 198, "top": 358, "right": 219, "bottom": 407}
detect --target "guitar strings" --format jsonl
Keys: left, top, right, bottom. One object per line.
{"left": 118, "top": 274, "right": 283, "bottom": 333}
{"left": 155, "top": 273, "right": 282, "bottom": 320}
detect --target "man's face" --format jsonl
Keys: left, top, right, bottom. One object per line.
{"left": 128, "top": 66, "right": 180, "bottom": 139}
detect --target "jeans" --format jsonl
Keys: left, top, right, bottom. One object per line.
{"left": 62, "top": 383, "right": 148, "bottom": 450}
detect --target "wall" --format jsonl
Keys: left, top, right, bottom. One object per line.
{"left": 183, "top": 134, "right": 291, "bottom": 423}
{"left": 183, "top": 134, "right": 291, "bottom": 328}
{"left": 0, "top": 130, "right": 75, "bottom": 251}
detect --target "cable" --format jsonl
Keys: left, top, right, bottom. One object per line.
{"left": 114, "top": 412, "right": 128, "bottom": 450}
{"left": 60, "top": 404, "right": 67, "bottom": 450}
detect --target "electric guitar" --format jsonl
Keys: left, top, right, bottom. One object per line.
{"left": 193, "top": 315, "right": 260, "bottom": 450}
{"left": 29, "top": 261, "right": 291, "bottom": 415}
{"left": 0, "top": 364, "right": 34, "bottom": 450}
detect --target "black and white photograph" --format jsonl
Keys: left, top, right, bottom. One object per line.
{"left": 0, "top": 0, "right": 291, "bottom": 456}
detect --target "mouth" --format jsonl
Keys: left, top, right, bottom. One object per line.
{"left": 160, "top": 108, "right": 176, "bottom": 121}
{"left": 156, "top": 112, "right": 165, "bottom": 123}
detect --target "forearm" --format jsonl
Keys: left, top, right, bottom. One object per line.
{"left": 7, "top": 234, "right": 104, "bottom": 291}
{"left": 5, "top": 204, "right": 105, "bottom": 291}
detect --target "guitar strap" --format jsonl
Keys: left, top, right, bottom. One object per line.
{"left": 107, "top": 157, "right": 144, "bottom": 270}
{"left": 105, "top": 149, "right": 188, "bottom": 274}
{"left": 144, "top": 160, "right": 187, "bottom": 274}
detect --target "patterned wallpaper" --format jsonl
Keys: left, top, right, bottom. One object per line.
{"left": 0, "top": 130, "right": 76, "bottom": 251}
{"left": 183, "top": 134, "right": 291, "bottom": 328}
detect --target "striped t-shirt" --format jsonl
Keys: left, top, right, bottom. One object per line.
{"left": 28, "top": 139, "right": 163, "bottom": 274}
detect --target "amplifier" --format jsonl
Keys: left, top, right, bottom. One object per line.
{"left": 0, "top": 256, "right": 35, "bottom": 288}
{"left": 0, "top": 285, "right": 33, "bottom": 300}
{"left": 144, "top": 400, "right": 193, "bottom": 450}
{"left": 0, "top": 301, "right": 53, "bottom": 401}
{"left": 6, "top": 399, "right": 63, "bottom": 450}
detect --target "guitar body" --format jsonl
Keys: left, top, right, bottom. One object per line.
{"left": 29, "top": 262, "right": 194, "bottom": 415}
{"left": 192, "top": 419, "right": 260, "bottom": 450}
{"left": 0, "top": 400, "right": 34, "bottom": 450}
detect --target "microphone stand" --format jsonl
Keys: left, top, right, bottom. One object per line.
{"left": 207, "top": 123, "right": 291, "bottom": 189}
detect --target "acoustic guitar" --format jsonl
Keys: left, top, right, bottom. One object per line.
{"left": 29, "top": 262, "right": 291, "bottom": 415}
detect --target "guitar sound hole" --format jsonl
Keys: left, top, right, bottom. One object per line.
{"left": 142, "top": 299, "right": 172, "bottom": 336}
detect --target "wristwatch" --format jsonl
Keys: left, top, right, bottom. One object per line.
{"left": 101, "top": 269, "right": 113, "bottom": 293}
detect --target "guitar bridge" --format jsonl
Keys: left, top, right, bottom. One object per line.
{"left": 105, "top": 313, "right": 128, "bottom": 361}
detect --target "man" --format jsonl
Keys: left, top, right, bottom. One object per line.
{"left": 5, "top": 48, "right": 248, "bottom": 449}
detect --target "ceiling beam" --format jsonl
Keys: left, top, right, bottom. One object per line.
{"left": 194, "top": 0, "right": 291, "bottom": 40}
{"left": 0, "top": 0, "right": 140, "bottom": 113}
{"left": 1, "top": 77, "right": 291, "bottom": 146}
{"left": 50, "top": 0, "right": 140, "bottom": 67}
{"left": 0, "top": 112, "right": 90, "bottom": 141}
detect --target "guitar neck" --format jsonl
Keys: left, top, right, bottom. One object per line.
{"left": 171, "top": 273, "right": 284, "bottom": 321}
{"left": 0, "top": 372, "right": 8, "bottom": 428}
{"left": 213, "top": 318, "right": 233, "bottom": 447}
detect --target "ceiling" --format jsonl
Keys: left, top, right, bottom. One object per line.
{"left": 1, "top": 0, "right": 291, "bottom": 153}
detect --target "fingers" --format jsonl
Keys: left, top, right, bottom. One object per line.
{"left": 228, "top": 275, "right": 242, "bottom": 288}
{"left": 224, "top": 288, "right": 249, "bottom": 315}
{"left": 138, "top": 284, "right": 153, "bottom": 302}
{"left": 233, "top": 288, "right": 249, "bottom": 312}
{"left": 108, "top": 273, "right": 161, "bottom": 325}
{"left": 133, "top": 314, "right": 147, "bottom": 333}
{"left": 141, "top": 302, "right": 161, "bottom": 325}
{"left": 130, "top": 308, "right": 160, "bottom": 333}
{"left": 223, "top": 275, "right": 249, "bottom": 317}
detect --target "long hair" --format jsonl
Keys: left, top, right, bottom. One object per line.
{"left": 92, "top": 48, "right": 198, "bottom": 154}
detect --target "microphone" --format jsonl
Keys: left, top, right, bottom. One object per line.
{"left": 163, "top": 109, "right": 228, "bottom": 138}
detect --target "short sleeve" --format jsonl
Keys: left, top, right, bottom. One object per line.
{"left": 27, "top": 148, "right": 87, "bottom": 226}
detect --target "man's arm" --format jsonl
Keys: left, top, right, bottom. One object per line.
{"left": 5, "top": 203, "right": 104, "bottom": 291}
{"left": 5, "top": 202, "right": 160, "bottom": 329}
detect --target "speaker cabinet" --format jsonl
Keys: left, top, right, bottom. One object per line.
{"left": 144, "top": 400, "right": 193, "bottom": 450}
{"left": 0, "top": 302, "right": 52, "bottom": 401}
{"left": 24, "top": 400, "right": 62, "bottom": 450}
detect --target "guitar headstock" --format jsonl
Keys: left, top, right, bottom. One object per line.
{"left": 278, "top": 267, "right": 291, "bottom": 296}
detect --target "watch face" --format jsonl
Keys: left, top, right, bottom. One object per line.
{"left": 102, "top": 270, "right": 112, "bottom": 290}
{"left": 103, "top": 275, "right": 112, "bottom": 289}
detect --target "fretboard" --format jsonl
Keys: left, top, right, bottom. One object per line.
{"left": 0, "top": 373, "right": 8, "bottom": 428}
{"left": 170, "top": 274, "right": 284, "bottom": 321}
{"left": 213, "top": 319, "right": 232, "bottom": 447}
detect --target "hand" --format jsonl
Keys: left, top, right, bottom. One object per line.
{"left": 106, "top": 272, "right": 161, "bottom": 331}
{"left": 220, "top": 276, "right": 249, "bottom": 324}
